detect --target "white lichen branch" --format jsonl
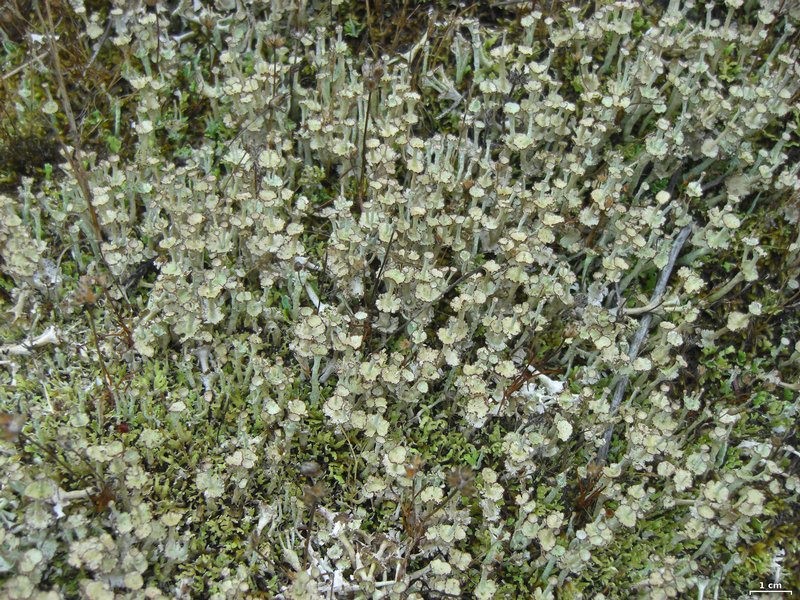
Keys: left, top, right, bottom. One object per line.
{"left": 596, "top": 224, "right": 693, "bottom": 466}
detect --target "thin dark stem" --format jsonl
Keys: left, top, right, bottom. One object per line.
{"left": 86, "top": 309, "right": 114, "bottom": 431}
{"left": 368, "top": 226, "right": 396, "bottom": 306}
{"left": 100, "top": 286, "right": 133, "bottom": 344}
{"left": 358, "top": 88, "right": 373, "bottom": 211}
{"left": 399, "top": 484, "right": 462, "bottom": 580}
{"left": 38, "top": 1, "right": 134, "bottom": 313}
{"left": 303, "top": 500, "right": 318, "bottom": 569}
{"left": 39, "top": 0, "right": 102, "bottom": 242}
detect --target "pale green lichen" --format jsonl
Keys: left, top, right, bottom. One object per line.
{"left": 0, "top": 0, "right": 799, "bottom": 598}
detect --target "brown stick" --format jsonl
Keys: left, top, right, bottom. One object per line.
{"left": 39, "top": 0, "right": 103, "bottom": 243}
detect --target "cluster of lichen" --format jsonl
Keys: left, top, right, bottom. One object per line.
{"left": 0, "top": 0, "right": 799, "bottom": 598}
